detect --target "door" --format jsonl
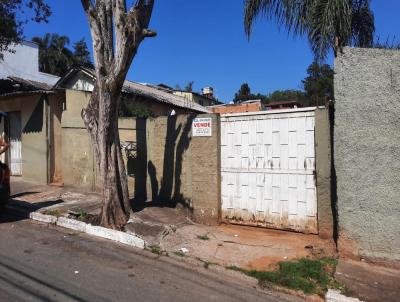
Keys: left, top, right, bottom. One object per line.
{"left": 8, "top": 112, "right": 22, "bottom": 176}
{"left": 220, "top": 109, "right": 318, "bottom": 234}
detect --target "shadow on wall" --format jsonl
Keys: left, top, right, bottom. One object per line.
{"left": 329, "top": 103, "right": 339, "bottom": 243}
{"left": 22, "top": 97, "right": 44, "bottom": 134}
{"left": 131, "top": 114, "right": 195, "bottom": 213}
{"left": 132, "top": 118, "right": 147, "bottom": 201}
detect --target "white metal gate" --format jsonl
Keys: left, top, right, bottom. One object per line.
{"left": 220, "top": 108, "right": 317, "bottom": 233}
{"left": 9, "top": 112, "right": 22, "bottom": 176}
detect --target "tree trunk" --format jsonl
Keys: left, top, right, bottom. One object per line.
{"left": 83, "top": 86, "right": 130, "bottom": 229}
{"left": 80, "top": 0, "right": 155, "bottom": 229}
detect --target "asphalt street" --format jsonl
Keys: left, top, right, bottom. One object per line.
{"left": 0, "top": 207, "right": 302, "bottom": 302}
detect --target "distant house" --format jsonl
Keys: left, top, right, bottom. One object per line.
{"left": 153, "top": 84, "right": 221, "bottom": 107}
{"left": 265, "top": 100, "right": 302, "bottom": 110}
{"left": 208, "top": 99, "right": 264, "bottom": 114}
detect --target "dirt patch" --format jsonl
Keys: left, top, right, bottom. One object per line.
{"left": 246, "top": 256, "right": 292, "bottom": 271}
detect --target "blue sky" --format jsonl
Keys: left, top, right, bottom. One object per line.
{"left": 23, "top": 1, "right": 400, "bottom": 102}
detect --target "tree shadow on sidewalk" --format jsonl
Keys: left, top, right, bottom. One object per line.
{"left": 0, "top": 197, "right": 63, "bottom": 224}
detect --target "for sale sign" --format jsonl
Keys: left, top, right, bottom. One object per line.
{"left": 192, "top": 117, "right": 212, "bottom": 137}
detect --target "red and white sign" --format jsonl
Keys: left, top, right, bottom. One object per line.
{"left": 192, "top": 117, "right": 212, "bottom": 137}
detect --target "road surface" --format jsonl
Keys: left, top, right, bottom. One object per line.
{"left": 0, "top": 206, "right": 302, "bottom": 302}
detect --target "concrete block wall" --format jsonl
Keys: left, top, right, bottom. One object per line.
{"left": 61, "top": 89, "right": 221, "bottom": 224}
{"left": 144, "top": 114, "right": 221, "bottom": 225}
{"left": 334, "top": 47, "right": 400, "bottom": 264}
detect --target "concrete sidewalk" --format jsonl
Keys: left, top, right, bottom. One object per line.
{"left": 335, "top": 259, "right": 400, "bottom": 302}
{"left": 9, "top": 177, "right": 337, "bottom": 271}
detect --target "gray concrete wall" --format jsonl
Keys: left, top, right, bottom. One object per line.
{"left": 334, "top": 47, "right": 400, "bottom": 263}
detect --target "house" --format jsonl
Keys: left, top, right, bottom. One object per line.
{"left": 208, "top": 99, "right": 264, "bottom": 114}
{"left": 152, "top": 84, "right": 221, "bottom": 107}
{"left": 0, "top": 41, "right": 63, "bottom": 183}
{"left": 173, "top": 87, "right": 221, "bottom": 107}
{"left": 54, "top": 67, "right": 209, "bottom": 116}
{"left": 0, "top": 43, "right": 208, "bottom": 187}
{"left": 265, "top": 100, "right": 302, "bottom": 110}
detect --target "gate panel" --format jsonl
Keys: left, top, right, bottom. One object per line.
{"left": 221, "top": 109, "right": 317, "bottom": 233}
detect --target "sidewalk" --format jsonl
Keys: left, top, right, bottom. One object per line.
{"left": 9, "top": 177, "right": 337, "bottom": 270}
{"left": 335, "top": 259, "right": 400, "bottom": 302}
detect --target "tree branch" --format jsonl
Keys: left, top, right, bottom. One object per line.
{"left": 109, "top": 0, "right": 155, "bottom": 87}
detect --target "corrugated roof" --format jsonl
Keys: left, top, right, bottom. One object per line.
{"left": 55, "top": 67, "right": 209, "bottom": 113}
{"left": 122, "top": 80, "right": 208, "bottom": 113}
{"left": 8, "top": 76, "right": 53, "bottom": 90}
{"left": 0, "top": 90, "right": 56, "bottom": 99}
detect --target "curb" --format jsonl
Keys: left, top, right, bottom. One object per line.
{"left": 326, "top": 289, "right": 363, "bottom": 302}
{"left": 30, "top": 213, "right": 146, "bottom": 249}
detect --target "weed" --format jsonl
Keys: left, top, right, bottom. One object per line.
{"left": 174, "top": 251, "right": 186, "bottom": 257}
{"left": 149, "top": 245, "right": 162, "bottom": 255}
{"left": 226, "top": 258, "right": 340, "bottom": 296}
{"left": 197, "top": 234, "right": 210, "bottom": 241}
{"left": 78, "top": 211, "right": 88, "bottom": 220}
{"left": 196, "top": 257, "right": 216, "bottom": 269}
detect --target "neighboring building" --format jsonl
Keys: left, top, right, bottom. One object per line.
{"left": 55, "top": 67, "right": 209, "bottom": 116}
{"left": 153, "top": 84, "right": 221, "bottom": 107}
{"left": 173, "top": 90, "right": 218, "bottom": 107}
{"left": 0, "top": 41, "right": 59, "bottom": 86}
{"left": 0, "top": 41, "right": 62, "bottom": 183}
{"left": 208, "top": 99, "right": 264, "bottom": 114}
{"left": 265, "top": 100, "right": 301, "bottom": 110}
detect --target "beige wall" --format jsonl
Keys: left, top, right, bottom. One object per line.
{"left": 61, "top": 91, "right": 221, "bottom": 224}
{"left": 0, "top": 92, "right": 64, "bottom": 183}
{"left": 62, "top": 90, "right": 144, "bottom": 195}
{"left": 141, "top": 114, "right": 221, "bottom": 224}
{"left": 62, "top": 89, "right": 97, "bottom": 191}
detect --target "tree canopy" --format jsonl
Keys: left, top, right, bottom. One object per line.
{"left": 232, "top": 61, "right": 333, "bottom": 107}
{"left": 244, "top": 0, "right": 375, "bottom": 60}
{"left": 233, "top": 83, "right": 269, "bottom": 103}
{"left": 32, "top": 33, "right": 93, "bottom": 76}
{"left": 0, "top": 0, "right": 51, "bottom": 58}
{"left": 302, "top": 61, "right": 334, "bottom": 106}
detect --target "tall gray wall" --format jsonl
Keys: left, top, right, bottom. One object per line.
{"left": 334, "top": 47, "right": 400, "bottom": 263}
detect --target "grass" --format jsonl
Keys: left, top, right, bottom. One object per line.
{"left": 149, "top": 245, "right": 162, "bottom": 255}
{"left": 78, "top": 211, "right": 88, "bottom": 220}
{"left": 196, "top": 257, "right": 217, "bottom": 269}
{"left": 226, "top": 257, "right": 339, "bottom": 296}
{"left": 197, "top": 234, "right": 210, "bottom": 241}
{"left": 174, "top": 251, "right": 186, "bottom": 257}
